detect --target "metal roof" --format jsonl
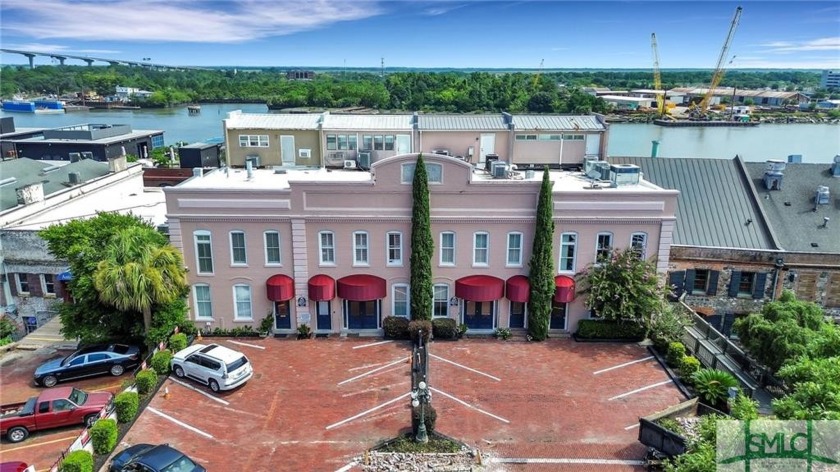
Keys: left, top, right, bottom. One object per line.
{"left": 745, "top": 161, "right": 840, "bottom": 254}
{"left": 417, "top": 114, "right": 508, "bottom": 131}
{"left": 322, "top": 114, "right": 414, "bottom": 131}
{"left": 512, "top": 115, "right": 605, "bottom": 131}
{"left": 0, "top": 158, "right": 111, "bottom": 212}
{"left": 611, "top": 156, "right": 777, "bottom": 250}
{"left": 225, "top": 113, "right": 321, "bottom": 130}
{"left": 667, "top": 87, "right": 803, "bottom": 99}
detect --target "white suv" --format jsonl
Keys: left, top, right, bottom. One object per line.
{"left": 170, "top": 344, "right": 253, "bottom": 392}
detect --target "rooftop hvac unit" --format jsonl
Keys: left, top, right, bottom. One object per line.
{"left": 593, "top": 161, "right": 611, "bottom": 180}
{"left": 816, "top": 186, "right": 830, "bottom": 205}
{"left": 765, "top": 159, "right": 786, "bottom": 173}
{"left": 433, "top": 149, "right": 450, "bottom": 156}
{"left": 68, "top": 172, "right": 81, "bottom": 185}
{"left": 245, "top": 155, "right": 260, "bottom": 168}
{"left": 343, "top": 159, "right": 357, "bottom": 169}
{"left": 80, "top": 152, "right": 93, "bottom": 160}
{"left": 492, "top": 161, "right": 509, "bottom": 178}
{"left": 583, "top": 156, "right": 600, "bottom": 174}
{"left": 68, "top": 152, "right": 81, "bottom": 162}
{"left": 358, "top": 151, "right": 372, "bottom": 169}
{"left": 832, "top": 155, "right": 840, "bottom": 177}
{"left": 610, "top": 164, "right": 641, "bottom": 186}
{"left": 484, "top": 153, "right": 500, "bottom": 172}
{"left": 325, "top": 152, "right": 345, "bottom": 168}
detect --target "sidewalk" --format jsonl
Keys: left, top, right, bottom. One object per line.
{"left": 14, "top": 315, "right": 78, "bottom": 351}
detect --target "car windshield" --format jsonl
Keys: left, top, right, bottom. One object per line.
{"left": 160, "top": 455, "right": 198, "bottom": 472}
{"left": 226, "top": 356, "right": 248, "bottom": 373}
{"left": 68, "top": 388, "right": 88, "bottom": 405}
{"left": 60, "top": 353, "right": 78, "bottom": 367}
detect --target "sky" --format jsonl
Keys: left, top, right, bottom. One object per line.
{"left": 1, "top": 1, "right": 838, "bottom": 70}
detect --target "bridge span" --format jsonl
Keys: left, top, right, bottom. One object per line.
{"left": 0, "top": 49, "right": 206, "bottom": 71}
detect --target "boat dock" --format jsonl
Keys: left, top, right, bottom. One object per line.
{"left": 654, "top": 119, "right": 759, "bottom": 127}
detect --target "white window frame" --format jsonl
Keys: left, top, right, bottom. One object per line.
{"left": 392, "top": 284, "right": 410, "bottom": 318}
{"left": 319, "top": 231, "right": 336, "bottom": 265}
{"left": 298, "top": 148, "right": 311, "bottom": 158}
{"left": 506, "top": 232, "right": 523, "bottom": 267}
{"left": 631, "top": 232, "right": 648, "bottom": 258}
{"left": 433, "top": 284, "right": 450, "bottom": 318}
{"left": 229, "top": 231, "right": 247, "bottom": 266}
{"left": 559, "top": 232, "right": 577, "bottom": 273}
{"left": 387, "top": 232, "right": 403, "bottom": 266}
{"left": 440, "top": 232, "right": 456, "bottom": 266}
{"left": 595, "top": 232, "right": 613, "bottom": 263}
{"left": 233, "top": 284, "right": 253, "bottom": 320}
{"left": 193, "top": 231, "right": 214, "bottom": 275}
{"left": 40, "top": 274, "right": 56, "bottom": 296}
{"left": 15, "top": 273, "right": 29, "bottom": 294}
{"left": 473, "top": 232, "right": 489, "bottom": 266}
{"left": 193, "top": 284, "right": 213, "bottom": 320}
{"left": 264, "top": 231, "right": 282, "bottom": 266}
{"left": 353, "top": 231, "right": 369, "bottom": 266}
{"left": 238, "top": 134, "right": 269, "bottom": 147}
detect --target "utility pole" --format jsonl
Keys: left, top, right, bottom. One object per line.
{"left": 381, "top": 57, "right": 385, "bottom": 78}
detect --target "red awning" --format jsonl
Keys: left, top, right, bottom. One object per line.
{"left": 308, "top": 274, "right": 335, "bottom": 301}
{"left": 266, "top": 274, "right": 294, "bottom": 302}
{"left": 554, "top": 275, "right": 576, "bottom": 303}
{"left": 455, "top": 275, "right": 505, "bottom": 302}
{"left": 337, "top": 274, "right": 386, "bottom": 301}
{"left": 506, "top": 275, "right": 530, "bottom": 303}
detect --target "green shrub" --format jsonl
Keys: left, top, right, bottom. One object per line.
{"left": 296, "top": 323, "right": 312, "bottom": 339}
{"left": 679, "top": 355, "right": 701, "bottom": 381}
{"left": 729, "top": 394, "right": 759, "bottom": 420}
{"left": 649, "top": 305, "right": 691, "bottom": 350}
{"left": 655, "top": 417, "right": 686, "bottom": 436}
{"left": 90, "top": 418, "right": 118, "bottom": 455}
{"left": 697, "top": 413, "right": 724, "bottom": 444}
{"left": 692, "top": 369, "right": 739, "bottom": 406}
{"left": 150, "top": 350, "right": 173, "bottom": 375}
{"left": 383, "top": 316, "right": 410, "bottom": 339}
{"left": 114, "top": 391, "right": 139, "bottom": 424}
{"left": 663, "top": 442, "right": 716, "bottom": 472}
{"left": 411, "top": 404, "right": 437, "bottom": 434}
{"left": 457, "top": 323, "right": 468, "bottom": 338}
{"left": 431, "top": 318, "right": 458, "bottom": 339}
{"left": 59, "top": 449, "right": 94, "bottom": 472}
{"left": 168, "top": 332, "right": 188, "bottom": 352}
{"left": 666, "top": 342, "right": 686, "bottom": 367}
{"left": 576, "top": 319, "right": 645, "bottom": 339}
{"left": 0, "top": 317, "right": 17, "bottom": 339}
{"left": 258, "top": 314, "right": 274, "bottom": 334}
{"left": 135, "top": 369, "right": 159, "bottom": 396}
{"left": 408, "top": 320, "right": 432, "bottom": 343}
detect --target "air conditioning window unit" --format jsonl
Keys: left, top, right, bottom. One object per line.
{"left": 245, "top": 155, "right": 261, "bottom": 168}
{"left": 343, "top": 160, "right": 357, "bottom": 169}
{"left": 492, "top": 161, "right": 509, "bottom": 178}
{"left": 433, "top": 149, "right": 450, "bottom": 156}
{"left": 358, "top": 151, "right": 372, "bottom": 169}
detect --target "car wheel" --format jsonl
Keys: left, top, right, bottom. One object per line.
{"left": 110, "top": 364, "right": 125, "bottom": 376}
{"left": 7, "top": 426, "right": 29, "bottom": 443}
{"left": 209, "top": 380, "right": 220, "bottom": 393}
{"left": 43, "top": 375, "right": 58, "bottom": 388}
{"left": 173, "top": 365, "right": 185, "bottom": 378}
{"left": 84, "top": 414, "right": 98, "bottom": 428}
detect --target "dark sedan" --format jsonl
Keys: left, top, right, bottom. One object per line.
{"left": 110, "top": 444, "right": 205, "bottom": 472}
{"left": 34, "top": 343, "right": 141, "bottom": 387}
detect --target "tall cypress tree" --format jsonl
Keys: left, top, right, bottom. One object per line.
{"left": 528, "top": 168, "right": 555, "bottom": 341}
{"left": 410, "top": 154, "right": 434, "bottom": 320}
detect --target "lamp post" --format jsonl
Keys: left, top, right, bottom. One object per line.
{"left": 411, "top": 381, "right": 430, "bottom": 443}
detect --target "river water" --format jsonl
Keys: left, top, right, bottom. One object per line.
{"left": 3, "top": 104, "right": 839, "bottom": 163}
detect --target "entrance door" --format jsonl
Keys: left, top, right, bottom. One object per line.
{"left": 464, "top": 301, "right": 495, "bottom": 330}
{"left": 396, "top": 135, "right": 411, "bottom": 154}
{"left": 509, "top": 301, "right": 526, "bottom": 329}
{"left": 274, "top": 300, "right": 291, "bottom": 329}
{"left": 479, "top": 134, "right": 495, "bottom": 164}
{"left": 585, "top": 134, "right": 601, "bottom": 157}
{"left": 280, "top": 135, "right": 295, "bottom": 165}
{"left": 550, "top": 301, "right": 567, "bottom": 330}
{"left": 346, "top": 300, "right": 379, "bottom": 329}
{"left": 316, "top": 301, "right": 331, "bottom": 331}
{"left": 136, "top": 143, "right": 149, "bottom": 159}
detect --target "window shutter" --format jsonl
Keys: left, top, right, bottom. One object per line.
{"left": 728, "top": 271, "right": 741, "bottom": 297}
{"left": 684, "top": 270, "right": 696, "bottom": 295}
{"left": 707, "top": 271, "right": 720, "bottom": 296}
{"left": 28, "top": 274, "right": 43, "bottom": 297}
{"left": 752, "top": 272, "right": 768, "bottom": 299}
{"left": 668, "top": 271, "right": 685, "bottom": 300}
{"left": 9, "top": 274, "right": 18, "bottom": 296}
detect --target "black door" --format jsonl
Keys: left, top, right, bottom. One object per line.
{"left": 86, "top": 353, "right": 112, "bottom": 376}
{"left": 464, "top": 301, "right": 494, "bottom": 330}
{"left": 275, "top": 301, "right": 291, "bottom": 330}
{"left": 509, "top": 301, "right": 526, "bottom": 328}
{"left": 316, "top": 301, "right": 331, "bottom": 331}
{"left": 550, "top": 301, "right": 567, "bottom": 330}
{"left": 347, "top": 301, "right": 378, "bottom": 329}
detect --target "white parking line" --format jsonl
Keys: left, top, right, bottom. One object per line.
{"left": 624, "top": 423, "right": 641, "bottom": 430}
{"left": 337, "top": 357, "right": 406, "bottom": 386}
{"left": 352, "top": 340, "right": 394, "bottom": 349}
{"left": 348, "top": 359, "right": 400, "bottom": 372}
{"left": 325, "top": 392, "right": 410, "bottom": 430}
{"left": 335, "top": 461, "right": 358, "bottom": 472}
{"left": 593, "top": 356, "right": 654, "bottom": 375}
{"left": 226, "top": 340, "right": 266, "bottom": 350}
{"left": 609, "top": 379, "right": 674, "bottom": 401}
{"left": 169, "top": 378, "right": 230, "bottom": 405}
{"left": 430, "top": 387, "right": 510, "bottom": 424}
{"left": 430, "top": 354, "right": 501, "bottom": 382}
{"left": 490, "top": 458, "right": 645, "bottom": 466}
{"left": 147, "top": 407, "right": 214, "bottom": 439}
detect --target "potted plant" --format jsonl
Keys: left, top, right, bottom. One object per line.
{"left": 296, "top": 323, "right": 312, "bottom": 340}
{"left": 258, "top": 313, "right": 274, "bottom": 337}
{"left": 457, "top": 323, "right": 468, "bottom": 339}
{"left": 494, "top": 327, "right": 512, "bottom": 341}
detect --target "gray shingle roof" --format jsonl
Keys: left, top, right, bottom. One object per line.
{"left": 512, "top": 115, "right": 604, "bottom": 131}
{"left": 611, "top": 156, "right": 777, "bottom": 250}
{"left": 744, "top": 162, "right": 840, "bottom": 253}
{"left": 417, "top": 114, "right": 508, "bottom": 131}
{"left": 1, "top": 158, "right": 111, "bottom": 212}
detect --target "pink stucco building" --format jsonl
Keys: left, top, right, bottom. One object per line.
{"left": 164, "top": 153, "right": 678, "bottom": 336}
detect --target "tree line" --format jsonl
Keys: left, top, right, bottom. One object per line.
{"left": 0, "top": 65, "right": 825, "bottom": 114}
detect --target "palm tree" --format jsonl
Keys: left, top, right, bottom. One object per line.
{"left": 93, "top": 226, "right": 188, "bottom": 335}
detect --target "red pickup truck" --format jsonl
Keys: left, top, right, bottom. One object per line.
{"left": 0, "top": 387, "right": 113, "bottom": 443}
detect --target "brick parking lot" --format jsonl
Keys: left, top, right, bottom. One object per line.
{"left": 112, "top": 337, "right": 683, "bottom": 471}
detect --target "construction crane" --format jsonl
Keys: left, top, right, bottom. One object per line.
{"left": 533, "top": 59, "right": 544, "bottom": 89}
{"left": 696, "top": 6, "right": 743, "bottom": 116}
{"left": 650, "top": 33, "right": 665, "bottom": 116}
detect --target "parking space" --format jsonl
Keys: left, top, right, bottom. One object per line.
{"left": 115, "top": 337, "right": 682, "bottom": 471}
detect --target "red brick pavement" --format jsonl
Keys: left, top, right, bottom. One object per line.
{"left": 109, "top": 337, "right": 683, "bottom": 471}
